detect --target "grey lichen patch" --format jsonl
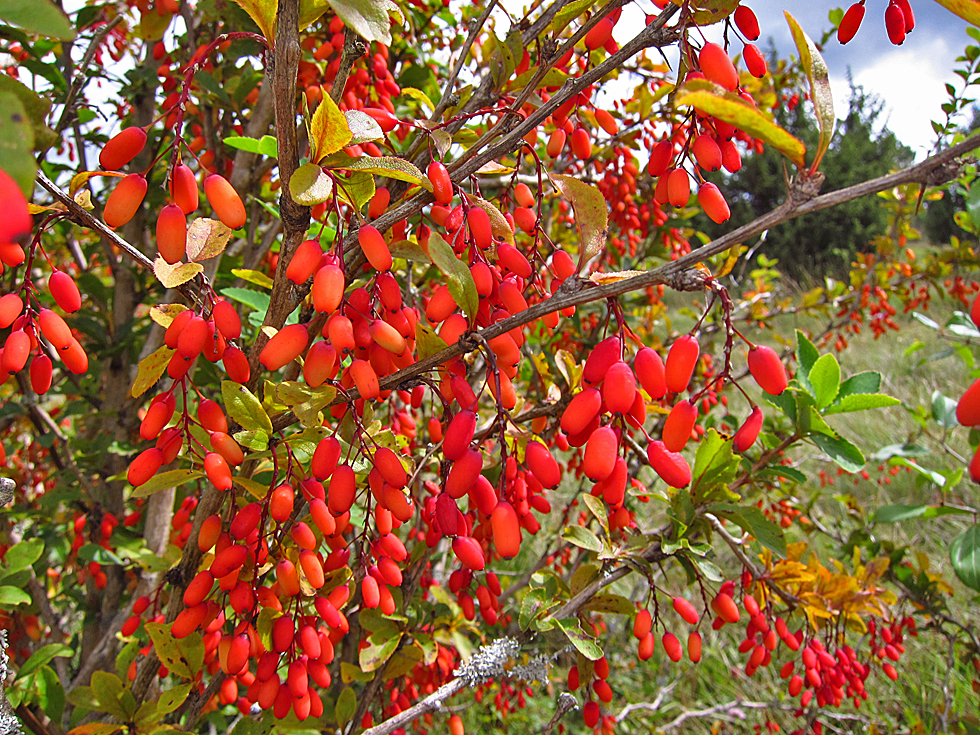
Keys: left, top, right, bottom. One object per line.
{"left": 454, "top": 637, "right": 521, "bottom": 686}
{"left": 0, "top": 630, "right": 22, "bottom": 735}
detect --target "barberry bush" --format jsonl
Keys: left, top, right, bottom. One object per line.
{"left": 1, "top": 0, "right": 980, "bottom": 734}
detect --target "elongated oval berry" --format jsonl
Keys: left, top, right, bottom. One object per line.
{"left": 595, "top": 108, "right": 618, "bottom": 135}
{"left": 884, "top": 1, "right": 906, "bottom": 44}
{"left": 585, "top": 17, "right": 614, "bottom": 50}
{"left": 662, "top": 400, "right": 697, "bottom": 452}
{"left": 204, "top": 174, "right": 246, "bottom": 229}
{"left": 699, "top": 42, "right": 738, "bottom": 91}
{"left": 223, "top": 345, "right": 249, "bottom": 383}
{"left": 648, "top": 139, "right": 674, "bottom": 177}
{"left": 733, "top": 406, "right": 763, "bottom": 452}
{"left": 583, "top": 336, "right": 622, "bottom": 386}
{"left": 896, "top": 0, "right": 914, "bottom": 31}
{"left": 1, "top": 330, "right": 28, "bottom": 373}
{"left": 211, "top": 299, "right": 241, "bottom": 340}
{"left": 171, "top": 163, "right": 199, "bottom": 214}
{"left": 30, "top": 354, "right": 52, "bottom": 395}
{"left": 328, "top": 464, "right": 356, "bottom": 515}
{"left": 743, "top": 43, "right": 767, "bottom": 78}
{"left": 747, "top": 345, "right": 788, "bottom": 395}
{"left": 62, "top": 338, "right": 89, "bottom": 374}
{"left": 204, "top": 451, "right": 232, "bottom": 490}
{"left": 104, "top": 174, "right": 147, "bottom": 228}
{"left": 546, "top": 129, "right": 566, "bottom": 158}
{"left": 445, "top": 448, "right": 483, "bottom": 499}
{"left": 128, "top": 447, "right": 163, "bottom": 487}
{"left": 561, "top": 387, "right": 601, "bottom": 435}
{"left": 957, "top": 378, "right": 980, "bottom": 426}
{"left": 277, "top": 560, "right": 301, "bottom": 596}
{"left": 711, "top": 592, "right": 741, "bottom": 624}
{"left": 287, "top": 239, "right": 322, "bottom": 284}
{"left": 525, "top": 440, "right": 560, "bottom": 488}
{"left": 47, "top": 272, "right": 80, "bottom": 314}
{"left": 452, "top": 536, "right": 485, "bottom": 571}
{"left": 198, "top": 514, "right": 223, "bottom": 552}
{"left": 688, "top": 631, "right": 703, "bottom": 662}
{"left": 734, "top": 5, "right": 760, "bottom": 40}
{"left": 662, "top": 632, "right": 683, "bottom": 662}
{"left": 633, "top": 347, "right": 667, "bottom": 399}
{"left": 582, "top": 425, "right": 618, "bottom": 481}
{"left": 38, "top": 309, "right": 72, "bottom": 350}
{"left": 427, "top": 161, "right": 453, "bottom": 205}
{"left": 721, "top": 139, "right": 742, "bottom": 172}
{"left": 467, "top": 207, "right": 492, "bottom": 251}
{"left": 667, "top": 168, "right": 690, "bottom": 207}
{"left": 312, "top": 264, "right": 345, "bottom": 314}
{"left": 358, "top": 225, "right": 392, "bottom": 272}
{"left": 260, "top": 324, "right": 309, "bottom": 371}
{"left": 672, "top": 596, "right": 699, "bottom": 626}
{"left": 157, "top": 204, "right": 187, "bottom": 264}
{"left": 0, "top": 294, "right": 22, "bottom": 328}
{"left": 633, "top": 609, "right": 652, "bottom": 639}
{"left": 647, "top": 440, "right": 691, "bottom": 488}
{"left": 838, "top": 2, "right": 865, "bottom": 43}
{"left": 491, "top": 501, "right": 522, "bottom": 558}
{"left": 692, "top": 134, "right": 722, "bottom": 172}
{"left": 99, "top": 127, "right": 147, "bottom": 171}
{"left": 570, "top": 128, "right": 592, "bottom": 160}
{"left": 349, "top": 359, "right": 380, "bottom": 400}
{"left": 698, "top": 182, "right": 731, "bottom": 224}
{"left": 665, "top": 335, "right": 699, "bottom": 393}
{"left": 0, "top": 168, "right": 32, "bottom": 247}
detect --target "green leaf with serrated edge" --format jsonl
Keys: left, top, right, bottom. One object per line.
{"left": 4, "top": 538, "right": 43, "bottom": 570}
{"left": 415, "top": 322, "right": 450, "bottom": 360}
{"left": 549, "top": 173, "right": 607, "bottom": 270}
{"left": 0, "top": 0, "right": 74, "bottom": 40}
{"left": 230, "top": 269, "right": 274, "bottom": 289}
{"left": 428, "top": 232, "right": 479, "bottom": 325}
{"left": 811, "top": 431, "right": 865, "bottom": 473}
{"left": 555, "top": 618, "right": 603, "bottom": 661}
{"left": 0, "top": 92, "right": 35, "bottom": 196}
{"left": 808, "top": 353, "right": 840, "bottom": 409}
{"left": 757, "top": 466, "right": 807, "bottom": 484}
{"left": 130, "top": 345, "right": 175, "bottom": 399}
{"left": 346, "top": 110, "right": 384, "bottom": 145}
{"left": 873, "top": 504, "right": 928, "bottom": 524}
{"left": 951, "top": 525, "right": 980, "bottom": 592}
{"left": 582, "top": 594, "right": 634, "bottom": 615}
{"left": 222, "top": 381, "right": 273, "bottom": 434}
{"left": 708, "top": 503, "right": 786, "bottom": 558}
{"left": 762, "top": 388, "right": 796, "bottom": 423}
{"left": 289, "top": 162, "right": 334, "bottom": 206}
{"left": 17, "top": 644, "right": 72, "bottom": 679}
{"left": 131, "top": 470, "right": 205, "bottom": 499}
{"left": 335, "top": 687, "right": 357, "bottom": 729}
{"left": 0, "top": 586, "right": 32, "bottom": 605}
{"left": 234, "top": 429, "right": 269, "bottom": 452}
{"left": 519, "top": 587, "right": 549, "bottom": 630}
{"left": 310, "top": 90, "right": 352, "bottom": 162}
{"left": 691, "top": 429, "right": 740, "bottom": 502}
{"left": 580, "top": 492, "right": 607, "bottom": 531}
{"left": 562, "top": 525, "right": 602, "bottom": 552}
{"left": 90, "top": 671, "right": 127, "bottom": 719}
{"left": 390, "top": 239, "right": 432, "bottom": 263}
{"left": 153, "top": 258, "right": 204, "bottom": 288}
{"left": 186, "top": 218, "right": 232, "bottom": 262}
{"left": 795, "top": 330, "right": 818, "bottom": 391}
{"left": 824, "top": 393, "right": 901, "bottom": 415}
{"left": 470, "top": 194, "right": 515, "bottom": 246}
{"left": 157, "top": 682, "right": 192, "bottom": 714}
{"left": 145, "top": 622, "right": 194, "bottom": 679}
{"left": 785, "top": 13, "right": 835, "bottom": 171}
{"left": 337, "top": 155, "right": 431, "bottom": 190}
{"left": 327, "top": 0, "right": 397, "bottom": 44}
{"left": 676, "top": 83, "right": 805, "bottom": 168}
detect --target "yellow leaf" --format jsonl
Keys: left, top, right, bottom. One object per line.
{"left": 131, "top": 345, "right": 175, "bottom": 398}
{"left": 590, "top": 270, "right": 645, "bottom": 285}
{"left": 186, "top": 218, "right": 232, "bottom": 262}
{"left": 714, "top": 244, "right": 743, "bottom": 278}
{"left": 153, "top": 257, "right": 204, "bottom": 288}
{"left": 310, "top": 92, "right": 352, "bottom": 163}
{"left": 676, "top": 82, "right": 806, "bottom": 169}
{"left": 228, "top": 0, "right": 277, "bottom": 41}
{"left": 149, "top": 303, "right": 188, "bottom": 328}
{"left": 933, "top": 0, "right": 980, "bottom": 27}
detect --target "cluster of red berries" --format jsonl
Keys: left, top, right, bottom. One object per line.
{"left": 839, "top": 0, "right": 915, "bottom": 45}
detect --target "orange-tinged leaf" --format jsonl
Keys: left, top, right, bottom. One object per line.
{"left": 131, "top": 345, "right": 175, "bottom": 398}
{"left": 310, "top": 91, "right": 352, "bottom": 163}
{"left": 589, "top": 270, "right": 645, "bottom": 285}
{"left": 676, "top": 82, "right": 806, "bottom": 168}
{"left": 186, "top": 218, "right": 232, "bottom": 262}
{"left": 933, "top": 0, "right": 980, "bottom": 26}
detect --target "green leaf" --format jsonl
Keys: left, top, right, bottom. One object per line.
{"left": 824, "top": 392, "right": 900, "bottom": 415}
{"left": 0, "top": 586, "right": 32, "bottom": 605}
{"left": 0, "top": 0, "right": 74, "bottom": 39}
{"left": 222, "top": 381, "right": 273, "bottom": 434}
{"left": 548, "top": 173, "right": 607, "bottom": 269}
{"left": 335, "top": 170, "right": 375, "bottom": 210}
{"left": 289, "top": 162, "right": 334, "bottom": 206}
{"left": 186, "top": 218, "right": 233, "bottom": 262}
{"left": 562, "top": 525, "right": 602, "bottom": 552}
{"left": 932, "top": 390, "right": 959, "bottom": 428}
{"left": 346, "top": 110, "right": 384, "bottom": 145}
{"left": 676, "top": 82, "right": 806, "bottom": 168}
{"left": 838, "top": 371, "right": 881, "bottom": 397}
{"left": 873, "top": 443, "right": 930, "bottom": 460}
{"left": 77, "top": 544, "right": 123, "bottom": 566}
{"left": 130, "top": 345, "right": 175, "bottom": 399}
{"left": 795, "top": 330, "right": 819, "bottom": 392}
{"left": 580, "top": 493, "right": 608, "bottom": 532}
{"left": 383, "top": 641, "right": 424, "bottom": 680}
{"left": 0, "top": 75, "right": 54, "bottom": 150}
{"left": 224, "top": 134, "right": 278, "bottom": 157}
{"left": 221, "top": 286, "right": 270, "bottom": 313}
{"left": 390, "top": 239, "right": 432, "bottom": 264}
{"left": 4, "top": 538, "right": 44, "bottom": 571}
{"left": 337, "top": 155, "right": 431, "bottom": 190}
{"left": 414, "top": 322, "right": 449, "bottom": 360}
{"left": 157, "top": 682, "right": 192, "bottom": 714}
{"left": 145, "top": 622, "right": 194, "bottom": 679}
{"left": 691, "top": 429, "right": 740, "bottom": 502}
{"left": 581, "top": 594, "right": 634, "bottom": 616}
{"left": 335, "top": 687, "right": 357, "bottom": 729}
{"left": 784, "top": 13, "right": 835, "bottom": 170}
{"left": 234, "top": 429, "right": 270, "bottom": 452}
{"left": 811, "top": 431, "right": 865, "bottom": 472}
{"left": 359, "top": 630, "right": 402, "bottom": 672}
{"left": 37, "top": 665, "right": 65, "bottom": 724}
{"left": 90, "top": 671, "right": 127, "bottom": 720}
{"left": 131, "top": 469, "right": 205, "bottom": 499}
{"left": 873, "top": 504, "right": 928, "bottom": 524}
{"left": 0, "top": 92, "right": 36, "bottom": 196}
{"left": 951, "top": 525, "right": 980, "bottom": 592}
{"left": 708, "top": 503, "right": 786, "bottom": 558}
{"left": 555, "top": 618, "right": 603, "bottom": 660}
{"left": 310, "top": 90, "right": 352, "bottom": 162}
{"left": 757, "top": 466, "right": 807, "bottom": 484}
{"left": 762, "top": 387, "right": 797, "bottom": 423}
{"left": 427, "top": 233, "right": 479, "bottom": 325}
{"left": 16, "top": 643, "right": 72, "bottom": 679}
{"left": 230, "top": 269, "right": 274, "bottom": 289}
{"left": 327, "top": 0, "right": 400, "bottom": 44}
{"left": 808, "top": 353, "right": 840, "bottom": 409}
{"left": 275, "top": 381, "right": 337, "bottom": 428}
{"left": 519, "top": 587, "right": 549, "bottom": 631}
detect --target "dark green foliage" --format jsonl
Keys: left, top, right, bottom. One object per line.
{"left": 699, "top": 82, "right": 913, "bottom": 280}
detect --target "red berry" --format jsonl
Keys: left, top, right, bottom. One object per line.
{"left": 733, "top": 406, "right": 764, "bottom": 452}
{"left": 662, "top": 632, "right": 683, "bottom": 662}
{"left": 743, "top": 43, "right": 767, "bottom": 78}
{"left": 582, "top": 426, "right": 618, "bottom": 481}
{"left": 665, "top": 335, "right": 699, "bottom": 393}
{"left": 452, "top": 536, "right": 485, "bottom": 571}
{"left": 467, "top": 207, "right": 493, "bottom": 251}
{"left": 734, "top": 5, "right": 760, "bottom": 40}
{"left": 647, "top": 440, "right": 692, "bottom": 488}
{"left": 0, "top": 168, "right": 32, "bottom": 246}
{"left": 157, "top": 204, "right": 187, "bottom": 264}
{"left": 585, "top": 17, "right": 614, "bottom": 50}
{"left": 287, "top": 239, "right": 322, "bottom": 284}
{"left": 104, "top": 174, "right": 147, "bottom": 228}
{"left": 570, "top": 128, "right": 592, "bottom": 160}
{"left": 699, "top": 42, "right": 739, "bottom": 91}
{"left": 260, "top": 324, "right": 309, "bottom": 371}
{"left": 747, "top": 345, "right": 788, "bottom": 395}
{"left": 0, "top": 294, "right": 22, "bottom": 328}
{"left": 691, "top": 134, "right": 722, "bottom": 171}
{"left": 99, "top": 127, "right": 147, "bottom": 171}
{"left": 358, "top": 225, "right": 392, "bottom": 272}
{"left": 546, "top": 129, "right": 566, "bottom": 158}
{"left": 662, "top": 399, "right": 697, "bottom": 452}
{"left": 491, "top": 501, "right": 522, "bottom": 558}
{"left": 884, "top": 1, "right": 906, "bottom": 44}
{"left": 204, "top": 452, "right": 232, "bottom": 490}
{"left": 30, "top": 354, "right": 52, "bottom": 394}
{"left": 667, "top": 168, "right": 690, "bottom": 207}
{"left": 648, "top": 140, "right": 673, "bottom": 177}
{"left": 427, "top": 161, "right": 453, "bottom": 205}
{"left": 204, "top": 174, "right": 246, "bottom": 229}
{"left": 698, "top": 182, "right": 731, "bottom": 224}
{"left": 171, "top": 163, "right": 199, "bottom": 214}
{"left": 48, "top": 271, "right": 81, "bottom": 313}
{"left": 895, "top": 0, "right": 914, "bottom": 31}
{"left": 673, "top": 596, "right": 699, "bottom": 625}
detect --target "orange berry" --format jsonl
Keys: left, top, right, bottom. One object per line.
{"left": 204, "top": 174, "right": 246, "bottom": 229}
